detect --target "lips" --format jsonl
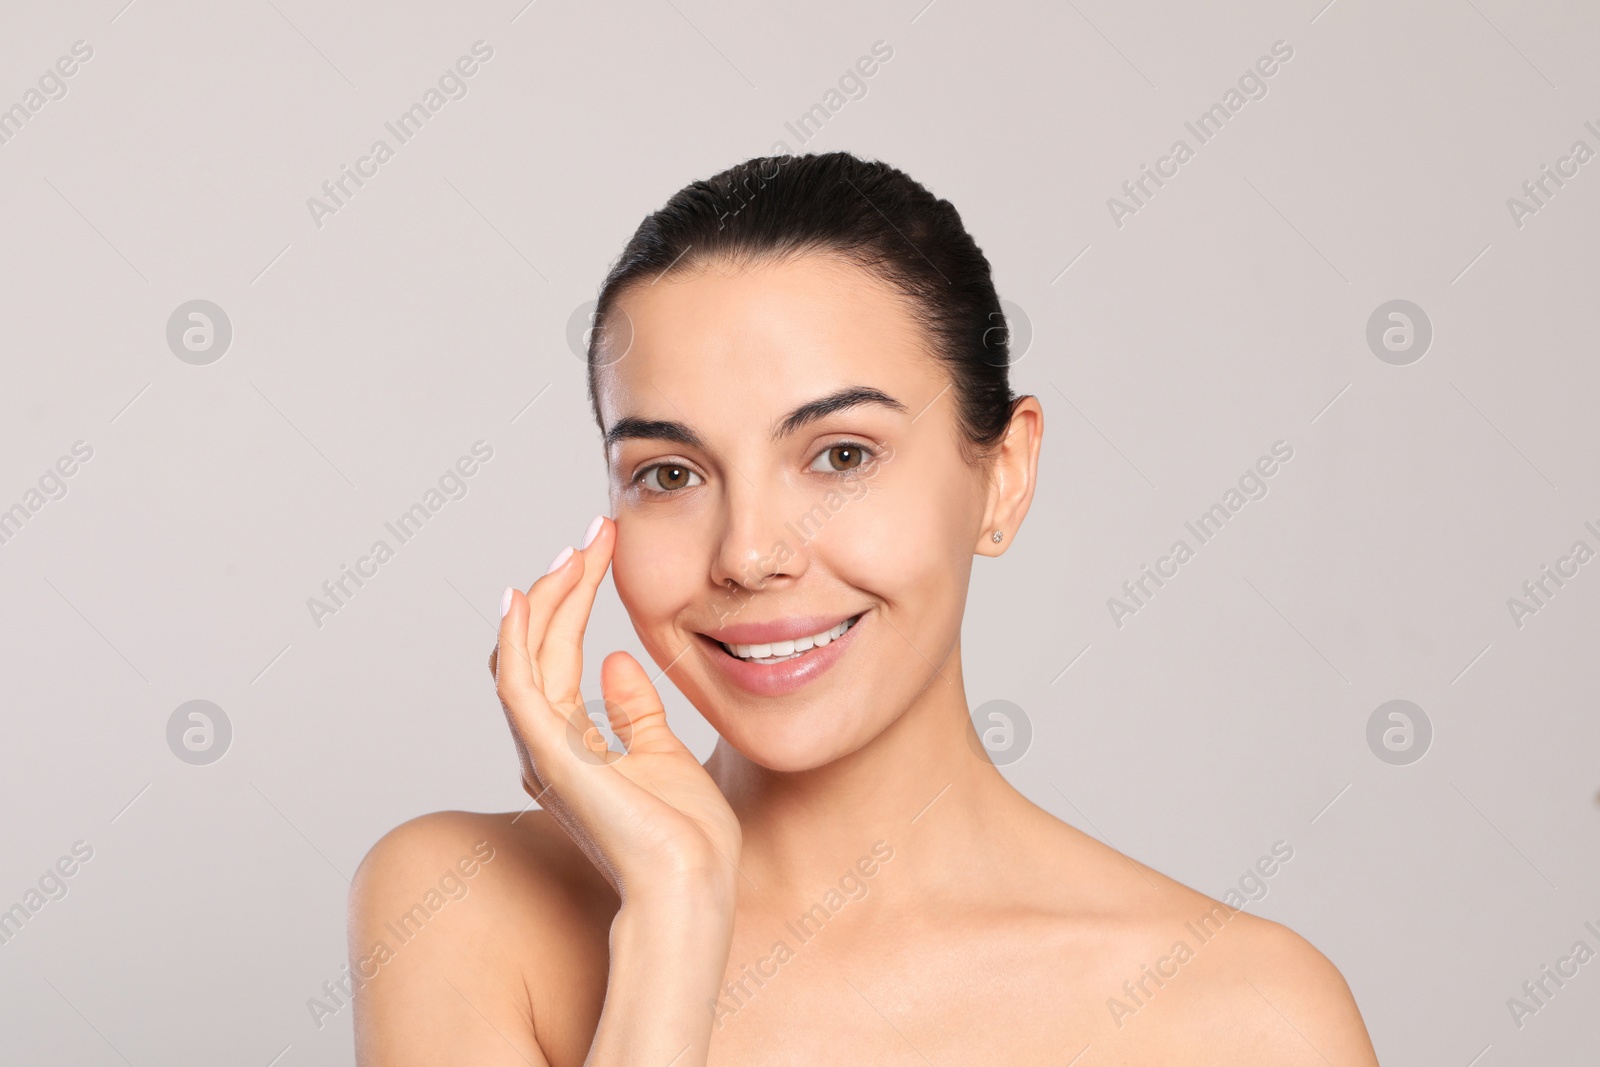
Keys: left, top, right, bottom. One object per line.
{"left": 699, "top": 612, "right": 864, "bottom": 647}
{"left": 716, "top": 614, "right": 860, "bottom": 663}
{"left": 696, "top": 610, "right": 868, "bottom": 697}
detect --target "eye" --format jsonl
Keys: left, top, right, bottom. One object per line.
{"left": 809, "top": 441, "right": 876, "bottom": 475}
{"left": 634, "top": 462, "right": 704, "bottom": 496}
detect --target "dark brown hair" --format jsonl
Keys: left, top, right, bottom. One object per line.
{"left": 586, "top": 150, "right": 1024, "bottom": 468}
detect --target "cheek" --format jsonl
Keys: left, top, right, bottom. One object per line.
{"left": 825, "top": 478, "right": 973, "bottom": 594}
{"left": 611, "top": 524, "right": 696, "bottom": 624}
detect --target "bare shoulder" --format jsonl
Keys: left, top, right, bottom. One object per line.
{"left": 347, "top": 809, "right": 616, "bottom": 1067}
{"left": 351, "top": 807, "right": 617, "bottom": 929}
{"left": 1011, "top": 808, "right": 1377, "bottom": 1063}
{"left": 1174, "top": 903, "right": 1380, "bottom": 1065}
{"left": 1092, "top": 874, "right": 1381, "bottom": 1065}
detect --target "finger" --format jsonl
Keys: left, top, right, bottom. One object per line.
{"left": 541, "top": 516, "right": 614, "bottom": 706}
{"left": 520, "top": 541, "right": 585, "bottom": 679}
{"left": 494, "top": 586, "right": 563, "bottom": 763}
{"left": 599, "top": 649, "right": 688, "bottom": 757}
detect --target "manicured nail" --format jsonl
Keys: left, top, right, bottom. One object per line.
{"left": 500, "top": 586, "right": 513, "bottom": 618}
{"left": 581, "top": 514, "right": 605, "bottom": 549}
{"left": 546, "top": 545, "right": 575, "bottom": 575}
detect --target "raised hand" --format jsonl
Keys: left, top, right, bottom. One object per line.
{"left": 489, "top": 515, "right": 743, "bottom": 906}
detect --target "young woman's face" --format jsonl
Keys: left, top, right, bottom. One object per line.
{"left": 595, "top": 253, "right": 991, "bottom": 772}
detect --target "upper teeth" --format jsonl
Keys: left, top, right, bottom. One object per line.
{"left": 722, "top": 616, "right": 858, "bottom": 660}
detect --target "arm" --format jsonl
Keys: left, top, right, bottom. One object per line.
{"left": 352, "top": 516, "right": 744, "bottom": 1064}
{"left": 348, "top": 814, "right": 551, "bottom": 1067}
{"left": 348, "top": 817, "right": 737, "bottom": 1067}
{"left": 586, "top": 883, "right": 736, "bottom": 1066}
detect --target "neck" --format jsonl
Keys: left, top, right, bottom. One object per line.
{"left": 705, "top": 639, "right": 1022, "bottom": 913}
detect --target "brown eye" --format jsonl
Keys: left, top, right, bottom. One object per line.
{"left": 812, "top": 443, "right": 871, "bottom": 474}
{"left": 639, "top": 463, "right": 702, "bottom": 494}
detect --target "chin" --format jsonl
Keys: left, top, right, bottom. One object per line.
{"left": 710, "top": 706, "right": 875, "bottom": 774}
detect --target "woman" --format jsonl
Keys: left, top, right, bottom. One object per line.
{"left": 349, "top": 151, "right": 1380, "bottom": 1065}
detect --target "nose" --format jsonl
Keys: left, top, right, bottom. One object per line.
{"left": 707, "top": 474, "right": 809, "bottom": 594}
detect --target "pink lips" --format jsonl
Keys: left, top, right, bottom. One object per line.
{"left": 700, "top": 613, "right": 859, "bottom": 646}
{"left": 700, "top": 611, "right": 867, "bottom": 697}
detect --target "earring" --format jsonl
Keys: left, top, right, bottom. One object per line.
{"left": 991, "top": 530, "right": 1004, "bottom": 543}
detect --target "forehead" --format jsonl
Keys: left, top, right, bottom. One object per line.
{"left": 595, "top": 253, "right": 939, "bottom": 437}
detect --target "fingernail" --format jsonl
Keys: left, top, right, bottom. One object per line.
{"left": 500, "top": 586, "right": 513, "bottom": 618}
{"left": 546, "top": 545, "right": 574, "bottom": 575}
{"left": 581, "top": 514, "right": 605, "bottom": 549}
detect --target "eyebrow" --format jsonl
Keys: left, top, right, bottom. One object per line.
{"left": 603, "top": 386, "right": 908, "bottom": 452}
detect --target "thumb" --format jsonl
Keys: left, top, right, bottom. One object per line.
{"left": 600, "top": 650, "right": 689, "bottom": 757}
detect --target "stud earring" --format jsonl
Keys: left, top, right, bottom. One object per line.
{"left": 991, "top": 530, "right": 1004, "bottom": 543}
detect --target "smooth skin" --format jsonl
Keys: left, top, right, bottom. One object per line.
{"left": 349, "top": 252, "right": 1381, "bottom": 1065}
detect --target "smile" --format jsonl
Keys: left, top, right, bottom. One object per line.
{"left": 697, "top": 611, "right": 869, "bottom": 697}
{"left": 718, "top": 614, "right": 861, "bottom": 663}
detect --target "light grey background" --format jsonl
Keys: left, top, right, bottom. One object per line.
{"left": 2, "top": 0, "right": 1596, "bottom": 1063}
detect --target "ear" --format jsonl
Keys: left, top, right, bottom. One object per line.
{"left": 976, "top": 396, "right": 1043, "bottom": 555}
